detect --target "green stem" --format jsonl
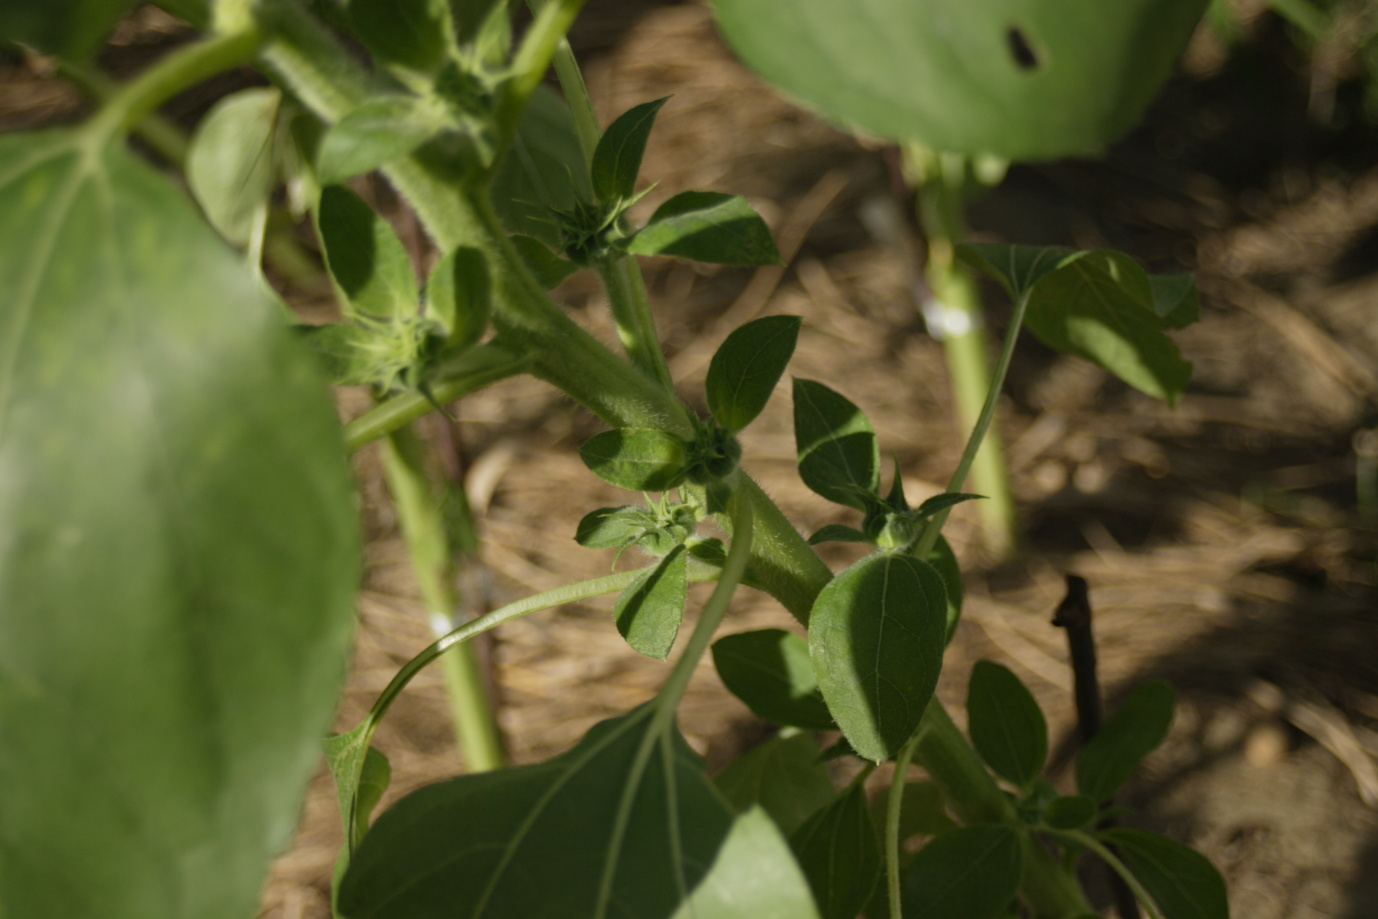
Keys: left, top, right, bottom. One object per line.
{"left": 600, "top": 258, "right": 676, "bottom": 390}
{"left": 58, "top": 60, "right": 190, "bottom": 166}
{"left": 527, "top": 0, "right": 601, "bottom": 162}
{"left": 380, "top": 428, "right": 505, "bottom": 772}
{"left": 499, "top": 0, "right": 586, "bottom": 135}
{"left": 1056, "top": 830, "right": 1162, "bottom": 919}
{"left": 886, "top": 724, "right": 927, "bottom": 919}
{"left": 87, "top": 23, "right": 262, "bottom": 142}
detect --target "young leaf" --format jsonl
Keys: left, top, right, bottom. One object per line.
{"left": 580, "top": 428, "right": 688, "bottom": 491}
{"left": 0, "top": 131, "right": 359, "bottom": 919}
{"left": 296, "top": 322, "right": 382, "bottom": 386}
{"left": 1076, "top": 680, "right": 1176, "bottom": 803}
{"left": 345, "top": 0, "right": 451, "bottom": 75}
{"left": 957, "top": 243, "right": 1071, "bottom": 303}
{"left": 966, "top": 660, "right": 1048, "bottom": 790}
{"left": 707, "top": 315, "right": 802, "bottom": 433}
{"left": 924, "top": 534, "right": 964, "bottom": 643}
{"left": 915, "top": 491, "right": 985, "bottom": 519}
{"left": 316, "top": 95, "right": 443, "bottom": 185}
{"left": 1100, "top": 828, "right": 1229, "bottom": 919}
{"left": 186, "top": 87, "right": 281, "bottom": 247}
{"left": 323, "top": 726, "right": 392, "bottom": 847}
{"left": 712, "top": 629, "right": 835, "bottom": 731}
{"left": 671, "top": 806, "right": 823, "bottom": 919}
{"left": 614, "top": 544, "right": 688, "bottom": 660}
{"left": 510, "top": 234, "right": 579, "bottom": 288}
{"left": 490, "top": 86, "right": 590, "bottom": 246}
{"left": 423, "top": 245, "right": 490, "bottom": 350}
{"left": 807, "top": 524, "right": 870, "bottom": 545}
{"left": 627, "top": 191, "right": 782, "bottom": 266}
{"left": 793, "top": 378, "right": 880, "bottom": 511}
{"left": 316, "top": 185, "right": 419, "bottom": 321}
{"left": 711, "top": 0, "right": 1206, "bottom": 160}
{"left": 592, "top": 96, "right": 670, "bottom": 204}
{"left": 809, "top": 553, "right": 948, "bottom": 762}
{"left": 575, "top": 505, "right": 646, "bottom": 549}
{"left": 900, "top": 824, "right": 1024, "bottom": 919}
{"left": 790, "top": 784, "right": 882, "bottom": 919}
{"left": 339, "top": 706, "right": 739, "bottom": 918}
{"left": 714, "top": 733, "right": 836, "bottom": 836}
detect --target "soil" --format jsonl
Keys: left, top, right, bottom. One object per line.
{"left": 7, "top": 3, "right": 1378, "bottom": 917}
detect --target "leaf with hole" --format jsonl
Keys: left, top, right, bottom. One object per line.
{"left": 0, "top": 130, "right": 359, "bottom": 919}
{"left": 340, "top": 705, "right": 757, "bottom": 918}
{"left": 712, "top": 629, "right": 835, "bottom": 731}
{"left": 1076, "top": 680, "right": 1175, "bottom": 803}
{"left": 627, "top": 191, "right": 781, "bottom": 266}
{"left": 316, "top": 95, "right": 444, "bottom": 185}
{"left": 187, "top": 87, "right": 281, "bottom": 247}
{"left": 967, "top": 660, "right": 1048, "bottom": 790}
{"left": 809, "top": 553, "right": 948, "bottom": 762}
{"left": 789, "top": 784, "right": 880, "bottom": 919}
{"left": 580, "top": 428, "right": 688, "bottom": 491}
{"left": 592, "top": 97, "right": 669, "bottom": 203}
{"left": 900, "top": 824, "right": 1024, "bottom": 919}
{"left": 614, "top": 544, "right": 688, "bottom": 660}
{"left": 707, "top": 315, "right": 801, "bottom": 433}
{"left": 793, "top": 378, "right": 880, "bottom": 511}
{"left": 1101, "top": 828, "right": 1228, "bottom": 919}
{"left": 423, "top": 245, "right": 489, "bottom": 349}
{"left": 714, "top": 733, "right": 836, "bottom": 836}
{"left": 316, "top": 185, "right": 419, "bottom": 321}
{"left": 711, "top": 0, "right": 1209, "bottom": 159}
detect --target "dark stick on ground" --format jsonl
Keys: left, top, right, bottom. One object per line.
{"left": 1053, "top": 574, "right": 1141, "bottom": 919}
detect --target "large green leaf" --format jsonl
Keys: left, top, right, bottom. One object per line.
{"left": 711, "top": 628, "right": 834, "bottom": 731}
{"left": 316, "top": 184, "right": 420, "bottom": 321}
{"left": 711, "top": 0, "right": 1209, "bottom": 160}
{"left": 1100, "top": 828, "right": 1229, "bottom": 919}
{"left": 714, "top": 732, "right": 837, "bottom": 837}
{"left": 0, "top": 131, "right": 359, "bottom": 919}
{"left": 707, "top": 315, "right": 801, "bottom": 433}
{"left": 961, "top": 244, "right": 1197, "bottom": 403}
{"left": 627, "top": 191, "right": 781, "bottom": 266}
{"left": 339, "top": 705, "right": 792, "bottom": 918}
{"left": 809, "top": 553, "right": 947, "bottom": 762}
{"left": 789, "top": 784, "right": 881, "bottom": 919}
{"left": 966, "top": 660, "right": 1048, "bottom": 791}
{"left": 670, "top": 807, "right": 823, "bottom": 919}
{"left": 900, "top": 824, "right": 1024, "bottom": 919}
{"left": 614, "top": 544, "right": 688, "bottom": 660}
{"left": 0, "top": 0, "right": 137, "bottom": 58}
{"left": 793, "top": 378, "right": 879, "bottom": 511}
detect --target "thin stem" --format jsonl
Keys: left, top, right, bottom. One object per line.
{"left": 527, "top": 0, "right": 601, "bottom": 161}
{"left": 886, "top": 720, "right": 927, "bottom": 919}
{"left": 88, "top": 24, "right": 262, "bottom": 142}
{"left": 500, "top": 0, "right": 586, "bottom": 135}
{"left": 912, "top": 286, "right": 1031, "bottom": 560}
{"left": 1056, "top": 830, "right": 1163, "bottom": 919}
{"left": 58, "top": 60, "right": 190, "bottom": 166}
{"left": 600, "top": 258, "right": 676, "bottom": 390}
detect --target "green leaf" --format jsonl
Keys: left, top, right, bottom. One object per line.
{"left": 297, "top": 322, "right": 382, "bottom": 386}
{"left": 1076, "top": 680, "right": 1176, "bottom": 803}
{"left": 491, "top": 86, "right": 590, "bottom": 246}
{"left": 316, "top": 185, "right": 419, "bottom": 320}
{"left": 510, "top": 233, "right": 579, "bottom": 288}
{"left": 900, "top": 824, "right": 1024, "bottom": 919}
{"left": 962, "top": 244, "right": 1196, "bottom": 403}
{"left": 592, "top": 97, "right": 670, "bottom": 204}
{"left": 914, "top": 491, "right": 985, "bottom": 519}
{"left": 966, "top": 660, "right": 1048, "bottom": 790}
{"left": 670, "top": 806, "right": 823, "bottom": 919}
{"left": 868, "top": 781, "right": 956, "bottom": 843}
{"left": 186, "top": 87, "right": 281, "bottom": 247}
{"left": 1044, "top": 795, "right": 1096, "bottom": 831}
{"left": 580, "top": 428, "right": 688, "bottom": 491}
{"left": 807, "top": 524, "right": 870, "bottom": 545}
{"left": 575, "top": 505, "right": 645, "bottom": 549}
{"left": 714, "top": 733, "right": 837, "bottom": 836}
{"left": 345, "top": 0, "right": 452, "bottom": 74}
{"left": 711, "top": 0, "right": 1208, "bottom": 159}
{"left": 0, "top": 0, "right": 137, "bottom": 58}
{"left": 339, "top": 706, "right": 741, "bottom": 918}
{"left": 614, "top": 544, "right": 688, "bottom": 660}
{"left": 1100, "top": 828, "right": 1229, "bottom": 919}
{"left": 793, "top": 378, "right": 880, "bottom": 511}
{"left": 323, "top": 726, "right": 392, "bottom": 846}
{"left": 0, "top": 131, "right": 359, "bottom": 919}
{"left": 628, "top": 191, "right": 781, "bottom": 266}
{"left": 316, "top": 95, "right": 443, "bottom": 185}
{"left": 423, "top": 245, "right": 490, "bottom": 349}
{"left": 790, "top": 784, "right": 881, "bottom": 919}
{"left": 923, "top": 534, "right": 964, "bottom": 644}
{"left": 809, "top": 553, "right": 948, "bottom": 762}
{"left": 712, "top": 629, "right": 835, "bottom": 731}
{"left": 707, "top": 315, "right": 801, "bottom": 433}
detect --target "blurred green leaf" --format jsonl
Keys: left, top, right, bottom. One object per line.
{"left": 809, "top": 553, "right": 947, "bottom": 762}
{"left": 1044, "top": 795, "right": 1096, "bottom": 831}
{"left": 0, "top": 130, "right": 359, "bottom": 919}
{"left": 316, "top": 95, "right": 443, "bottom": 185}
{"left": 423, "top": 245, "right": 489, "bottom": 349}
{"left": 592, "top": 97, "right": 669, "bottom": 203}
{"left": 0, "top": 0, "right": 137, "bottom": 58}
{"left": 712, "top": 629, "right": 835, "bottom": 731}
{"left": 510, "top": 234, "right": 579, "bottom": 288}
{"left": 967, "top": 660, "right": 1048, "bottom": 790}
{"left": 714, "top": 733, "right": 836, "bottom": 837}
{"left": 1101, "top": 828, "right": 1229, "bottom": 919}
{"left": 790, "top": 784, "right": 881, "bottom": 919}
{"left": 628, "top": 191, "right": 781, "bottom": 266}
{"left": 316, "top": 185, "right": 419, "bottom": 320}
{"left": 187, "top": 87, "right": 281, "bottom": 246}
{"left": 345, "top": 0, "right": 451, "bottom": 74}
{"left": 1077, "top": 681, "right": 1176, "bottom": 802}
{"left": 793, "top": 378, "right": 879, "bottom": 511}
{"left": 707, "top": 315, "right": 801, "bottom": 433}
{"left": 296, "top": 322, "right": 381, "bottom": 386}
{"left": 901, "top": 824, "right": 1024, "bottom": 919}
